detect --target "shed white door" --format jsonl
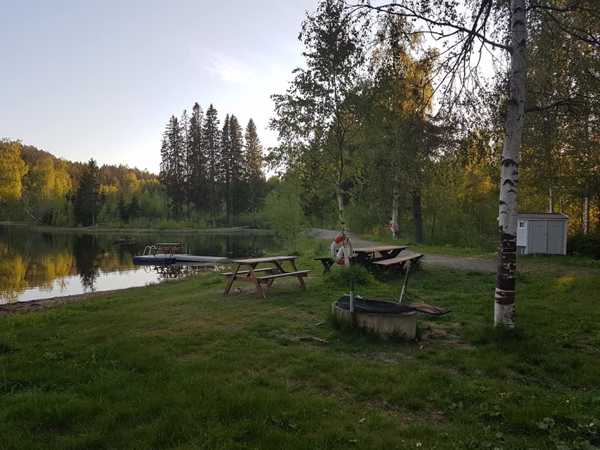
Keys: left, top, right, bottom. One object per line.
{"left": 528, "top": 221, "right": 548, "bottom": 254}
{"left": 547, "top": 221, "right": 565, "bottom": 254}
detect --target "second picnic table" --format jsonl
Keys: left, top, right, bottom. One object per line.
{"left": 315, "top": 245, "right": 407, "bottom": 271}
{"left": 314, "top": 244, "right": 423, "bottom": 273}
{"left": 222, "top": 256, "right": 310, "bottom": 298}
{"left": 353, "top": 245, "right": 407, "bottom": 262}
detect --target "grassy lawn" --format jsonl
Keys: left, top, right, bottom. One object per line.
{"left": 359, "top": 232, "right": 496, "bottom": 258}
{"left": 1, "top": 250, "right": 600, "bottom": 449}
{"left": 361, "top": 231, "right": 600, "bottom": 272}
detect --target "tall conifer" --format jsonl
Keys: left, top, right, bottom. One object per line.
{"left": 73, "top": 159, "right": 100, "bottom": 226}
{"left": 244, "top": 118, "right": 265, "bottom": 211}
{"left": 220, "top": 115, "right": 232, "bottom": 222}
{"left": 188, "top": 102, "right": 205, "bottom": 210}
{"left": 228, "top": 115, "right": 244, "bottom": 221}
{"left": 159, "top": 116, "right": 186, "bottom": 215}
{"left": 202, "top": 104, "right": 221, "bottom": 217}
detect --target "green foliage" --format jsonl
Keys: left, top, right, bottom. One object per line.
{"left": 263, "top": 180, "right": 306, "bottom": 251}
{"left": 270, "top": 0, "right": 366, "bottom": 228}
{"left": 0, "top": 141, "right": 165, "bottom": 227}
{"left": 159, "top": 115, "right": 186, "bottom": 215}
{"left": 0, "top": 140, "right": 28, "bottom": 203}
{"left": 268, "top": 0, "right": 600, "bottom": 249}
{"left": 244, "top": 118, "right": 267, "bottom": 212}
{"left": 324, "top": 264, "right": 375, "bottom": 288}
{"left": 73, "top": 159, "right": 100, "bottom": 226}
{"left": 158, "top": 102, "right": 268, "bottom": 224}
{"left": 568, "top": 233, "right": 600, "bottom": 258}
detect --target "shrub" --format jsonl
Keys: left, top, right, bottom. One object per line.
{"left": 324, "top": 264, "right": 375, "bottom": 289}
{"left": 262, "top": 181, "right": 306, "bottom": 251}
{"left": 568, "top": 233, "right": 600, "bottom": 259}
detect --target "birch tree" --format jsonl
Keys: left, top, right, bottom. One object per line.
{"left": 366, "top": 15, "right": 438, "bottom": 243}
{"left": 271, "top": 0, "right": 365, "bottom": 230}
{"left": 356, "top": 0, "right": 599, "bottom": 327}
{"left": 0, "top": 140, "right": 28, "bottom": 203}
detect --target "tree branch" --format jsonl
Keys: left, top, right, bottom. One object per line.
{"left": 349, "top": 2, "right": 511, "bottom": 51}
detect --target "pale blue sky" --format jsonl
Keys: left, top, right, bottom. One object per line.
{"left": 0, "top": 0, "right": 315, "bottom": 173}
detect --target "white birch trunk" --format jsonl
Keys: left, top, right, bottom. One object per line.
{"left": 495, "top": 0, "right": 527, "bottom": 328}
{"left": 548, "top": 186, "right": 553, "bottom": 213}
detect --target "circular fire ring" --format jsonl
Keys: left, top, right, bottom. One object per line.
{"left": 332, "top": 295, "right": 417, "bottom": 339}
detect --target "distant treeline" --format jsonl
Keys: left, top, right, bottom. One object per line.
{"left": 0, "top": 103, "right": 269, "bottom": 228}
{"left": 159, "top": 103, "right": 266, "bottom": 224}
{"left": 0, "top": 140, "right": 168, "bottom": 226}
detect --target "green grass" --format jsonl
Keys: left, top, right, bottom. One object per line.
{"left": 1, "top": 250, "right": 600, "bottom": 449}
{"left": 362, "top": 232, "right": 600, "bottom": 271}
{"left": 360, "top": 232, "right": 495, "bottom": 257}
{"left": 519, "top": 254, "right": 600, "bottom": 273}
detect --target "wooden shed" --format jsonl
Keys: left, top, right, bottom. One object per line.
{"left": 516, "top": 213, "right": 568, "bottom": 255}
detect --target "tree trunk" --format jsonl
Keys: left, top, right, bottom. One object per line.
{"left": 412, "top": 190, "right": 423, "bottom": 244}
{"left": 583, "top": 195, "right": 589, "bottom": 235}
{"left": 336, "top": 186, "right": 346, "bottom": 231}
{"left": 391, "top": 182, "right": 400, "bottom": 240}
{"left": 495, "top": 0, "right": 527, "bottom": 328}
{"left": 597, "top": 197, "right": 600, "bottom": 234}
{"left": 548, "top": 186, "right": 553, "bottom": 213}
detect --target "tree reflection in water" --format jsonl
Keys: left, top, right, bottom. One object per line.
{"left": 152, "top": 263, "right": 217, "bottom": 280}
{"left": 0, "top": 225, "right": 277, "bottom": 303}
{"left": 73, "top": 235, "right": 100, "bottom": 291}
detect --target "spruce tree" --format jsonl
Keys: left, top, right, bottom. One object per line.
{"left": 188, "top": 102, "right": 205, "bottom": 211}
{"left": 244, "top": 118, "right": 265, "bottom": 212}
{"left": 73, "top": 159, "right": 100, "bottom": 226}
{"left": 220, "top": 115, "right": 232, "bottom": 222}
{"left": 228, "top": 115, "right": 244, "bottom": 221}
{"left": 180, "top": 109, "right": 190, "bottom": 212}
{"left": 159, "top": 116, "right": 186, "bottom": 216}
{"left": 202, "top": 104, "right": 221, "bottom": 218}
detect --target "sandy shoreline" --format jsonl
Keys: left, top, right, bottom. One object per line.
{"left": 0, "top": 287, "right": 143, "bottom": 316}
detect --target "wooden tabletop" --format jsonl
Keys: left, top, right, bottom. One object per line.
{"left": 231, "top": 256, "right": 298, "bottom": 264}
{"left": 353, "top": 245, "right": 407, "bottom": 253}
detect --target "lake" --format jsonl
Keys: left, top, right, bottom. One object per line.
{"left": 0, "top": 225, "right": 277, "bottom": 304}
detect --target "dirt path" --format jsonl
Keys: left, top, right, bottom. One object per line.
{"left": 310, "top": 228, "right": 493, "bottom": 273}
{"left": 310, "top": 228, "right": 600, "bottom": 275}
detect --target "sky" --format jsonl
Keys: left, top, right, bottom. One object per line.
{"left": 0, "top": 0, "right": 316, "bottom": 173}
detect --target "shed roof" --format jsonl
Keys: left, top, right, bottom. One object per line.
{"left": 518, "top": 212, "right": 568, "bottom": 220}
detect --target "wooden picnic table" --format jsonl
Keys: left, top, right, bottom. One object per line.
{"left": 222, "top": 256, "right": 309, "bottom": 298}
{"left": 314, "top": 245, "right": 407, "bottom": 272}
{"left": 353, "top": 245, "right": 407, "bottom": 262}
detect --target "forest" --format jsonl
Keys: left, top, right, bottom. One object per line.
{"left": 0, "top": 102, "right": 268, "bottom": 229}
{"left": 0, "top": 141, "right": 161, "bottom": 227}
{"left": 265, "top": 0, "right": 599, "bottom": 255}
{"left": 158, "top": 103, "right": 267, "bottom": 225}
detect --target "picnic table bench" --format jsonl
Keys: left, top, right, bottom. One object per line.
{"left": 222, "top": 256, "right": 310, "bottom": 298}
{"left": 315, "top": 245, "right": 408, "bottom": 272}
{"left": 353, "top": 245, "right": 407, "bottom": 263}
{"left": 372, "top": 253, "right": 423, "bottom": 271}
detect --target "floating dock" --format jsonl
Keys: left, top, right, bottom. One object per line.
{"left": 133, "top": 254, "right": 231, "bottom": 265}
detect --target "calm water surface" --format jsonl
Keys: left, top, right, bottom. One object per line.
{"left": 0, "top": 225, "right": 277, "bottom": 304}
